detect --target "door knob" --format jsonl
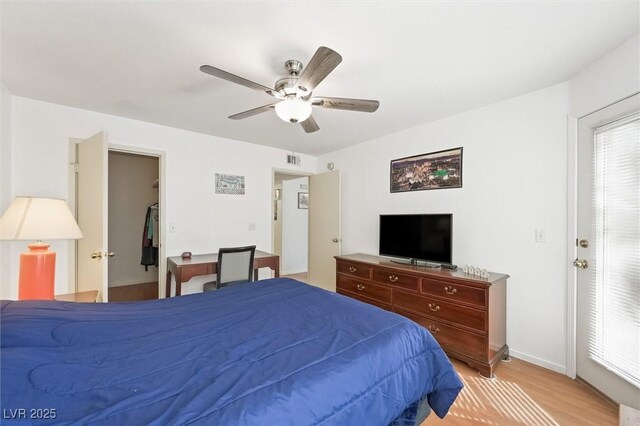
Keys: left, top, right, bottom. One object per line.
{"left": 332, "top": 238, "right": 339, "bottom": 243}
{"left": 91, "top": 251, "right": 116, "bottom": 260}
{"left": 573, "top": 259, "right": 589, "bottom": 269}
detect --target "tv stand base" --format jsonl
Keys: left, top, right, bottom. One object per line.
{"left": 390, "top": 258, "right": 441, "bottom": 268}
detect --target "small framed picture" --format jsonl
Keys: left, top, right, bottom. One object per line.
{"left": 298, "top": 192, "right": 309, "bottom": 209}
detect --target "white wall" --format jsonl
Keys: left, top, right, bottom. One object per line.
{"left": 281, "top": 177, "right": 308, "bottom": 275}
{"left": 3, "top": 96, "right": 316, "bottom": 299}
{"left": 319, "top": 83, "right": 571, "bottom": 372}
{"left": 569, "top": 34, "right": 640, "bottom": 117}
{"left": 0, "top": 85, "right": 12, "bottom": 297}
{"left": 108, "top": 151, "right": 159, "bottom": 287}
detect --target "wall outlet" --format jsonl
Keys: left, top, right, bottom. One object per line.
{"left": 169, "top": 223, "right": 177, "bottom": 233}
{"left": 535, "top": 228, "right": 546, "bottom": 243}
{"left": 248, "top": 223, "right": 256, "bottom": 231}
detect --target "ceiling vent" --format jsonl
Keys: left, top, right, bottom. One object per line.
{"left": 287, "top": 154, "right": 301, "bottom": 165}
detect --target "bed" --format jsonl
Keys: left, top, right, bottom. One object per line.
{"left": 1, "top": 278, "right": 462, "bottom": 425}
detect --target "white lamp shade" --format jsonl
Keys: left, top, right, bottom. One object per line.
{"left": 0, "top": 197, "right": 83, "bottom": 241}
{"left": 275, "top": 98, "right": 312, "bottom": 123}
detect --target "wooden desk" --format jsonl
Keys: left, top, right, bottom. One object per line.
{"left": 55, "top": 290, "right": 99, "bottom": 303}
{"left": 166, "top": 250, "right": 280, "bottom": 297}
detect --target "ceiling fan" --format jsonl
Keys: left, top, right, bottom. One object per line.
{"left": 199, "top": 46, "right": 380, "bottom": 133}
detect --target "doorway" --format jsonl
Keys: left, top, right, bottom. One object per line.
{"left": 106, "top": 151, "right": 159, "bottom": 302}
{"left": 70, "top": 132, "right": 166, "bottom": 302}
{"left": 575, "top": 93, "right": 639, "bottom": 409}
{"left": 272, "top": 168, "right": 341, "bottom": 291}
{"left": 273, "top": 172, "right": 309, "bottom": 281}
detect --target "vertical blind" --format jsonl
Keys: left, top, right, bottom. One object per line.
{"left": 590, "top": 112, "right": 640, "bottom": 388}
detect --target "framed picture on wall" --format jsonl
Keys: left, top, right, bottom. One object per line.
{"left": 298, "top": 192, "right": 309, "bottom": 209}
{"left": 390, "top": 147, "right": 463, "bottom": 193}
{"left": 215, "top": 173, "right": 245, "bottom": 195}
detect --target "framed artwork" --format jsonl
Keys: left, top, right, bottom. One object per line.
{"left": 298, "top": 192, "right": 309, "bottom": 209}
{"left": 215, "top": 173, "right": 245, "bottom": 195}
{"left": 390, "top": 147, "right": 463, "bottom": 193}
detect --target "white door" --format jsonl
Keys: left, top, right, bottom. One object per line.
{"left": 308, "top": 170, "right": 340, "bottom": 291}
{"left": 76, "top": 131, "right": 109, "bottom": 302}
{"left": 576, "top": 94, "right": 640, "bottom": 409}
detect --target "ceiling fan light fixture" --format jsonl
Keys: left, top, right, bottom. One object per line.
{"left": 275, "top": 98, "right": 312, "bottom": 123}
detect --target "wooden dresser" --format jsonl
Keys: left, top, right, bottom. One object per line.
{"left": 335, "top": 253, "right": 509, "bottom": 378}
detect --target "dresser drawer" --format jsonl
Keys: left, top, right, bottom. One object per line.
{"left": 338, "top": 289, "right": 392, "bottom": 311}
{"left": 336, "top": 261, "right": 371, "bottom": 279}
{"left": 421, "top": 278, "right": 487, "bottom": 308}
{"left": 337, "top": 275, "right": 392, "bottom": 304}
{"left": 372, "top": 268, "right": 419, "bottom": 292}
{"left": 393, "top": 290, "right": 486, "bottom": 333}
{"left": 396, "top": 309, "right": 487, "bottom": 360}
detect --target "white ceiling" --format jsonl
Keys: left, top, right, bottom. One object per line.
{"left": 2, "top": 1, "right": 638, "bottom": 156}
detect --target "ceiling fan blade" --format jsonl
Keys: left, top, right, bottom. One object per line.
{"left": 300, "top": 115, "right": 320, "bottom": 133}
{"left": 228, "top": 103, "right": 277, "bottom": 120}
{"left": 200, "top": 65, "right": 282, "bottom": 99}
{"left": 311, "top": 96, "right": 380, "bottom": 113}
{"left": 296, "top": 47, "right": 342, "bottom": 95}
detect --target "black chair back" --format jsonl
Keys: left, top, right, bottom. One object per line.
{"left": 216, "top": 245, "right": 256, "bottom": 289}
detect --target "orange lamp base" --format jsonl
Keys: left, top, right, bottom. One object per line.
{"left": 18, "top": 242, "right": 56, "bottom": 300}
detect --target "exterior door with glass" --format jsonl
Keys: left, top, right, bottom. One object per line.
{"left": 576, "top": 94, "right": 640, "bottom": 409}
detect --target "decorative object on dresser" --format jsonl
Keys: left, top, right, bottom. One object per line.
{"left": 335, "top": 253, "right": 509, "bottom": 378}
{"left": 390, "top": 147, "right": 463, "bottom": 192}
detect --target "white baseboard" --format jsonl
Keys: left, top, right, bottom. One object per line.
{"left": 509, "top": 349, "right": 567, "bottom": 375}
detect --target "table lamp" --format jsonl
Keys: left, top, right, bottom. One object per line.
{"left": 0, "top": 197, "right": 83, "bottom": 300}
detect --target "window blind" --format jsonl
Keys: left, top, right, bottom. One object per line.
{"left": 590, "top": 112, "right": 640, "bottom": 388}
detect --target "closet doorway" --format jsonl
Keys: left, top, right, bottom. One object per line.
{"left": 70, "top": 132, "right": 165, "bottom": 302}
{"left": 107, "top": 151, "right": 159, "bottom": 302}
{"left": 273, "top": 172, "right": 309, "bottom": 282}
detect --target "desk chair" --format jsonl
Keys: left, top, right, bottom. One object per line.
{"left": 203, "top": 245, "right": 256, "bottom": 291}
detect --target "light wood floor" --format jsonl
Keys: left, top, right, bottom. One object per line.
{"left": 108, "top": 281, "right": 158, "bottom": 302}
{"left": 283, "top": 272, "right": 309, "bottom": 283}
{"left": 424, "top": 357, "right": 618, "bottom": 426}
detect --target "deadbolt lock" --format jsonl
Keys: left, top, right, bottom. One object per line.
{"left": 579, "top": 239, "right": 589, "bottom": 248}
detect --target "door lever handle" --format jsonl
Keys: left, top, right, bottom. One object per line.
{"left": 91, "top": 251, "right": 116, "bottom": 260}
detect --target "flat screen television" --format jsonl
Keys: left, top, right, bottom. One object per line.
{"left": 379, "top": 214, "right": 452, "bottom": 266}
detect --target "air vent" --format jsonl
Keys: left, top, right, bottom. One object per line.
{"left": 287, "top": 154, "right": 301, "bottom": 165}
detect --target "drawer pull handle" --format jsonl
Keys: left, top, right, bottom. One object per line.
{"left": 356, "top": 284, "right": 365, "bottom": 291}
{"left": 389, "top": 275, "right": 399, "bottom": 283}
{"left": 349, "top": 266, "right": 357, "bottom": 273}
{"left": 428, "top": 303, "right": 440, "bottom": 312}
{"left": 444, "top": 286, "right": 457, "bottom": 295}
{"left": 428, "top": 325, "right": 440, "bottom": 334}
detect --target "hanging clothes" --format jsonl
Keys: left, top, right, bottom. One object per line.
{"left": 141, "top": 205, "right": 158, "bottom": 271}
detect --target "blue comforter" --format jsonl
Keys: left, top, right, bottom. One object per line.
{"left": 1, "top": 278, "right": 462, "bottom": 425}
